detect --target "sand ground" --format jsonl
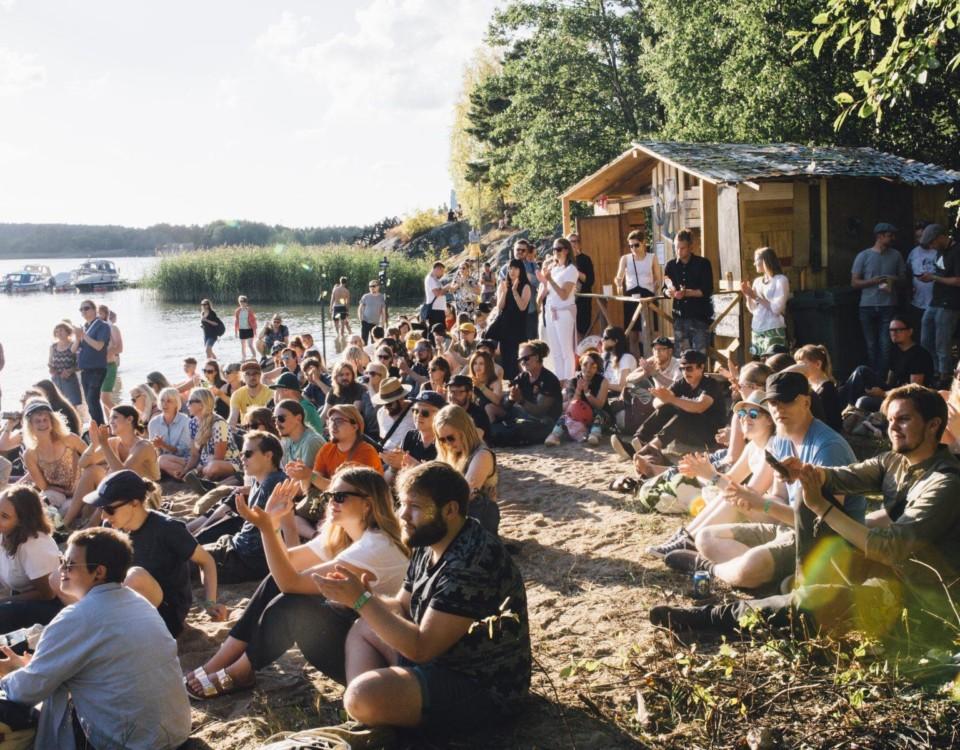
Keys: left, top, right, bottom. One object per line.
{"left": 175, "top": 443, "right": 689, "bottom": 750}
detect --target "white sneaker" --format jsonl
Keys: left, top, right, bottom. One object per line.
{"left": 544, "top": 432, "right": 561, "bottom": 447}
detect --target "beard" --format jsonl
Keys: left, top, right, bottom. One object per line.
{"left": 403, "top": 514, "right": 448, "bottom": 547}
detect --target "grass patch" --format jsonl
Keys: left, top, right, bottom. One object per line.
{"left": 146, "top": 244, "right": 433, "bottom": 304}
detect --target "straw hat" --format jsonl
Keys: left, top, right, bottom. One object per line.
{"left": 371, "top": 377, "right": 412, "bottom": 406}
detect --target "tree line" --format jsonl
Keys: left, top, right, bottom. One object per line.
{"left": 453, "top": 0, "right": 960, "bottom": 234}
{"left": 0, "top": 217, "right": 401, "bottom": 258}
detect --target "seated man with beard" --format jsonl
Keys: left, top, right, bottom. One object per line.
{"left": 312, "top": 462, "right": 531, "bottom": 742}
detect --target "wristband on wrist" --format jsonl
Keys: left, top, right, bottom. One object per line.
{"left": 353, "top": 591, "right": 373, "bottom": 612}
{"left": 820, "top": 505, "right": 833, "bottom": 522}
{"left": 202, "top": 598, "right": 217, "bottom": 608}
{"left": 763, "top": 499, "right": 772, "bottom": 515}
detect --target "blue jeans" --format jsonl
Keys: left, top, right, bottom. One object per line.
{"left": 858, "top": 306, "right": 894, "bottom": 374}
{"left": 922, "top": 306, "right": 960, "bottom": 375}
{"left": 920, "top": 306, "right": 937, "bottom": 361}
{"left": 673, "top": 317, "right": 710, "bottom": 354}
{"left": 839, "top": 365, "right": 881, "bottom": 408}
{"left": 80, "top": 367, "right": 106, "bottom": 425}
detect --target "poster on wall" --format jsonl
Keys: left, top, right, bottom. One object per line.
{"left": 712, "top": 292, "right": 741, "bottom": 338}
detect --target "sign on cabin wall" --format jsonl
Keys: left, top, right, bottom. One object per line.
{"left": 712, "top": 291, "right": 740, "bottom": 338}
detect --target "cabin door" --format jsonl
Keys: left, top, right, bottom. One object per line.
{"left": 577, "top": 214, "right": 630, "bottom": 331}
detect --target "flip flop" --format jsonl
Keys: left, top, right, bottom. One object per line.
{"left": 185, "top": 667, "right": 250, "bottom": 700}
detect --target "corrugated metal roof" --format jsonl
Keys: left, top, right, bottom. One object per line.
{"left": 630, "top": 141, "right": 960, "bottom": 186}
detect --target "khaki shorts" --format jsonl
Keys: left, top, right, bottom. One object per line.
{"left": 730, "top": 523, "right": 796, "bottom": 582}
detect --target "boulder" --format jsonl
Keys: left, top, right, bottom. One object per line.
{"left": 404, "top": 220, "right": 472, "bottom": 258}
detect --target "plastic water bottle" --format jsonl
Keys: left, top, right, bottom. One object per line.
{"left": 0, "top": 623, "right": 44, "bottom": 650}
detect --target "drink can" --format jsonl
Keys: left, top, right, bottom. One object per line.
{"left": 692, "top": 571, "right": 712, "bottom": 599}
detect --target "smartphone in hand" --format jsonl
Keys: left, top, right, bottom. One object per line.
{"left": 764, "top": 450, "right": 791, "bottom": 480}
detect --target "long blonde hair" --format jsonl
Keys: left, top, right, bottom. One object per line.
{"left": 433, "top": 405, "right": 483, "bottom": 473}
{"left": 21, "top": 400, "right": 70, "bottom": 450}
{"left": 341, "top": 345, "right": 370, "bottom": 373}
{"left": 130, "top": 384, "right": 156, "bottom": 426}
{"left": 189, "top": 388, "right": 216, "bottom": 449}
{"left": 316, "top": 465, "right": 408, "bottom": 560}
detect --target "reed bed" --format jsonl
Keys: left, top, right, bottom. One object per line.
{"left": 146, "top": 244, "right": 433, "bottom": 304}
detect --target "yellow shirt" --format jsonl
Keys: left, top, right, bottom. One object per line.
{"left": 229, "top": 385, "right": 273, "bottom": 418}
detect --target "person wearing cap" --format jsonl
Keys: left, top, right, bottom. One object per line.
{"left": 651, "top": 384, "right": 960, "bottom": 645}
{"left": 611, "top": 350, "right": 725, "bottom": 462}
{"left": 76, "top": 469, "right": 225, "bottom": 634}
{"left": 634, "top": 336, "right": 680, "bottom": 387}
{"left": 851, "top": 221, "right": 906, "bottom": 374}
{"left": 373, "top": 377, "right": 416, "bottom": 453}
{"left": 21, "top": 400, "right": 88, "bottom": 526}
{"left": 287, "top": 405, "right": 382, "bottom": 497}
{"left": 906, "top": 223, "right": 939, "bottom": 334}
{"left": 0, "top": 526, "right": 192, "bottom": 750}
{"left": 449, "top": 321, "right": 478, "bottom": 370}
{"left": 917, "top": 224, "right": 959, "bottom": 384}
{"left": 228, "top": 360, "right": 273, "bottom": 428}
{"left": 658, "top": 371, "right": 865, "bottom": 591}
{"left": 358, "top": 279, "right": 387, "bottom": 344}
{"left": 274, "top": 399, "right": 324, "bottom": 475}
{"left": 663, "top": 229, "right": 713, "bottom": 355}
{"left": 607, "top": 336, "right": 679, "bottom": 436}
{"left": 446, "top": 374, "right": 491, "bottom": 439}
{"left": 647, "top": 389, "right": 778, "bottom": 559}
{"left": 269, "top": 371, "right": 323, "bottom": 435}
{"left": 399, "top": 339, "right": 434, "bottom": 391}
{"left": 382, "top": 391, "right": 444, "bottom": 481}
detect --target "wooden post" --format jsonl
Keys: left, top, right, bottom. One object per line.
{"left": 717, "top": 184, "right": 742, "bottom": 282}
{"left": 562, "top": 196, "right": 572, "bottom": 236}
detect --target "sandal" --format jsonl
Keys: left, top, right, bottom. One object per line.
{"left": 185, "top": 667, "right": 249, "bottom": 700}
{"left": 608, "top": 476, "right": 638, "bottom": 493}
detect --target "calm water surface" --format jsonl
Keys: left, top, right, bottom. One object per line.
{"left": 0, "top": 256, "right": 416, "bottom": 406}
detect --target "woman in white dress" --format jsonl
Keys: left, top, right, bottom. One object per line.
{"left": 537, "top": 238, "right": 580, "bottom": 381}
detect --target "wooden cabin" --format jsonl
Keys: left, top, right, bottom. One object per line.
{"left": 561, "top": 142, "right": 959, "bottom": 338}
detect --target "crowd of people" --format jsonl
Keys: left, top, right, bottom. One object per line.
{"left": 0, "top": 216, "right": 956, "bottom": 747}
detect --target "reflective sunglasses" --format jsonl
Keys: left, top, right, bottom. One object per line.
{"left": 736, "top": 408, "right": 763, "bottom": 420}
{"left": 320, "top": 490, "right": 370, "bottom": 505}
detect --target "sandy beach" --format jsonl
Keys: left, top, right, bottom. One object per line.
{"left": 175, "top": 441, "right": 662, "bottom": 749}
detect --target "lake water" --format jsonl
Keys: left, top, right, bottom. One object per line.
{"left": 0, "top": 256, "right": 416, "bottom": 407}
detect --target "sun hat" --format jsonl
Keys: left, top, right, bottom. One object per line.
{"left": 732, "top": 390, "right": 771, "bottom": 417}
{"left": 371, "top": 377, "right": 413, "bottom": 406}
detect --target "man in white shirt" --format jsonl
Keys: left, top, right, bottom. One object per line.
{"left": 423, "top": 262, "right": 450, "bottom": 328}
{"left": 372, "top": 378, "right": 415, "bottom": 451}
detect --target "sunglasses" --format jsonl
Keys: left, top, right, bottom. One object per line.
{"left": 242, "top": 448, "right": 259, "bottom": 459}
{"left": 102, "top": 499, "right": 134, "bottom": 516}
{"left": 203, "top": 368, "right": 217, "bottom": 375}
{"left": 320, "top": 490, "right": 370, "bottom": 505}
{"left": 273, "top": 414, "right": 288, "bottom": 423}
{"left": 736, "top": 408, "right": 763, "bottom": 420}
{"left": 411, "top": 408, "right": 434, "bottom": 417}
{"left": 281, "top": 355, "right": 294, "bottom": 360}
{"left": 378, "top": 354, "right": 392, "bottom": 360}
{"left": 437, "top": 433, "right": 458, "bottom": 444}
{"left": 187, "top": 398, "right": 202, "bottom": 404}
{"left": 58, "top": 555, "right": 97, "bottom": 572}
{"left": 628, "top": 243, "right": 641, "bottom": 249}
{"left": 79, "top": 306, "right": 93, "bottom": 312}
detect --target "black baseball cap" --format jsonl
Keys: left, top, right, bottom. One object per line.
{"left": 652, "top": 336, "right": 674, "bottom": 349}
{"left": 268, "top": 372, "right": 302, "bottom": 392}
{"left": 760, "top": 371, "right": 811, "bottom": 404}
{"left": 679, "top": 349, "right": 706, "bottom": 366}
{"left": 83, "top": 470, "right": 149, "bottom": 508}
{"left": 411, "top": 390, "right": 447, "bottom": 409}
{"left": 448, "top": 374, "right": 473, "bottom": 389}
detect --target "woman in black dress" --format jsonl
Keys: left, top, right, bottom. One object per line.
{"left": 490, "top": 258, "right": 532, "bottom": 381}
{"left": 200, "top": 299, "right": 225, "bottom": 360}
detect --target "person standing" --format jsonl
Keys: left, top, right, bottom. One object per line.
{"left": 358, "top": 280, "right": 387, "bottom": 344}
{"left": 663, "top": 229, "right": 713, "bottom": 354}
{"left": 614, "top": 231, "right": 661, "bottom": 355}
{"left": 741, "top": 246, "right": 790, "bottom": 356}
{"left": 480, "top": 262, "right": 496, "bottom": 304}
{"left": 906, "top": 227, "right": 938, "bottom": 336}
{"left": 331, "top": 277, "right": 352, "bottom": 338}
{"left": 48, "top": 321, "right": 83, "bottom": 409}
{"left": 423, "top": 262, "right": 450, "bottom": 328}
{"left": 569, "top": 232, "right": 596, "bottom": 339}
{"left": 73, "top": 299, "right": 111, "bottom": 425}
{"left": 233, "top": 295, "right": 258, "bottom": 361}
{"left": 200, "top": 299, "right": 225, "bottom": 360}
{"left": 98, "top": 306, "right": 123, "bottom": 416}
{"left": 851, "top": 222, "right": 905, "bottom": 374}
{"left": 492, "top": 259, "right": 532, "bottom": 381}
{"left": 918, "top": 225, "right": 959, "bottom": 384}
{"left": 537, "top": 238, "right": 579, "bottom": 381}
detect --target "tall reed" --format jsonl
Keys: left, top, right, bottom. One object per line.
{"left": 146, "top": 244, "right": 433, "bottom": 304}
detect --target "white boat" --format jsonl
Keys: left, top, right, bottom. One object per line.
{"left": 2, "top": 265, "right": 54, "bottom": 294}
{"left": 72, "top": 259, "right": 122, "bottom": 291}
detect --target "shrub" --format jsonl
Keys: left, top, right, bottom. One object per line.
{"left": 145, "top": 244, "right": 433, "bottom": 304}
{"left": 393, "top": 209, "right": 446, "bottom": 243}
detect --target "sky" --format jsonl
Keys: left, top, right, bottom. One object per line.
{"left": 0, "top": 0, "right": 499, "bottom": 228}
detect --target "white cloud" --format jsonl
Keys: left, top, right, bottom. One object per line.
{"left": 255, "top": 0, "right": 498, "bottom": 115}
{"left": 0, "top": 141, "right": 29, "bottom": 164}
{"left": 0, "top": 0, "right": 15, "bottom": 11}
{"left": 0, "top": 47, "right": 45, "bottom": 95}
{"left": 215, "top": 77, "right": 242, "bottom": 109}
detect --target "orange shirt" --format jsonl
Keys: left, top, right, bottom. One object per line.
{"left": 313, "top": 439, "right": 383, "bottom": 478}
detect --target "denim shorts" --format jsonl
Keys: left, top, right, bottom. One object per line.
{"left": 399, "top": 658, "right": 505, "bottom": 733}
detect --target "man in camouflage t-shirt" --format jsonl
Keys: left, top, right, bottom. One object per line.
{"left": 314, "top": 461, "right": 531, "bottom": 734}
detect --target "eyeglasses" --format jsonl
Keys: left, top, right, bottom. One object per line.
{"left": 188, "top": 398, "right": 202, "bottom": 404}
{"left": 888, "top": 328, "right": 909, "bottom": 333}
{"left": 273, "top": 414, "right": 288, "bottom": 424}
{"left": 329, "top": 418, "right": 355, "bottom": 427}
{"left": 411, "top": 408, "right": 434, "bottom": 417}
{"left": 437, "top": 433, "right": 458, "bottom": 444}
{"left": 736, "top": 408, "right": 763, "bottom": 420}
{"left": 320, "top": 490, "right": 370, "bottom": 505}
{"left": 58, "top": 555, "right": 96, "bottom": 572}
{"left": 242, "top": 448, "right": 259, "bottom": 459}
{"left": 102, "top": 499, "right": 134, "bottom": 516}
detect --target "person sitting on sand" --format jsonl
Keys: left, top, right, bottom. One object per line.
{"left": 610, "top": 349, "right": 726, "bottom": 464}
{"left": 228, "top": 360, "right": 273, "bottom": 428}
{"left": 445, "top": 374, "right": 491, "bottom": 439}
{"left": 21, "top": 400, "right": 87, "bottom": 528}
{"left": 59, "top": 470, "right": 227, "bottom": 636}
{"left": 269, "top": 371, "right": 324, "bottom": 434}
{"left": 434, "top": 405, "right": 499, "bottom": 535}
{"left": 201, "top": 430, "right": 286, "bottom": 583}
{"left": 489, "top": 340, "right": 563, "bottom": 447}
{"left": 129, "top": 382, "right": 158, "bottom": 426}
{"left": 308, "top": 462, "right": 530, "bottom": 743}
{"left": 149, "top": 387, "right": 192, "bottom": 478}
{"left": 0, "top": 486, "right": 62, "bottom": 631}
{"left": 275, "top": 399, "right": 324, "bottom": 472}
{"left": 321, "top": 361, "right": 366, "bottom": 422}
{"left": 381, "top": 391, "right": 444, "bottom": 482}
{"left": 179, "top": 388, "right": 242, "bottom": 485}
{"left": 544, "top": 350, "right": 609, "bottom": 447}
{"left": 0, "top": 527, "right": 191, "bottom": 750}
{"left": 302, "top": 356, "right": 332, "bottom": 409}
{"left": 372, "top": 377, "right": 416, "bottom": 452}
{"left": 184, "top": 467, "right": 409, "bottom": 700}
{"left": 175, "top": 356, "right": 200, "bottom": 402}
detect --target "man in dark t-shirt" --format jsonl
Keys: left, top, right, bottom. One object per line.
{"left": 489, "top": 341, "right": 564, "bottom": 446}
{"left": 313, "top": 462, "right": 530, "bottom": 737}
{"left": 612, "top": 349, "right": 725, "bottom": 461}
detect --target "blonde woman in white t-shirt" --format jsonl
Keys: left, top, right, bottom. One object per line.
{"left": 185, "top": 466, "right": 409, "bottom": 699}
{"left": 0, "top": 486, "right": 62, "bottom": 631}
